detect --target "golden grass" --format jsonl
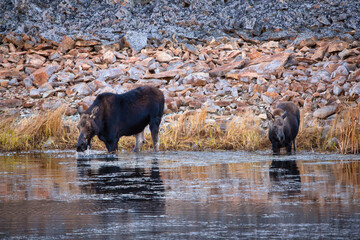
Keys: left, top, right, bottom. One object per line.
{"left": 1, "top": 105, "right": 360, "bottom": 154}
{"left": 331, "top": 106, "right": 360, "bottom": 154}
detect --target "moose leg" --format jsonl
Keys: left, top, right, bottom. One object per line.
{"left": 272, "top": 146, "right": 281, "bottom": 155}
{"left": 105, "top": 140, "right": 118, "bottom": 153}
{"left": 150, "top": 118, "right": 161, "bottom": 152}
{"left": 272, "top": 141, "right": 281, "bottom": 155}
{"left": 285, "top": 143, "right": 292, "bottom": 155}
{"left": 133, "top": 131, "right": 145, "bottom": 152}
{"left": 292, "top": 139, "right": 297, "bottom": 153}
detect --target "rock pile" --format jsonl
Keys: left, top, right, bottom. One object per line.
{"left": 1, "top": 0, "right": 359, "bottom": 45}
{"left": 1, "top": 32, "right": 360, "bottom": 130}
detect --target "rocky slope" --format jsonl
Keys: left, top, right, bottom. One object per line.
{"left": 1, "top": 0, "right": 359, "bottom": 45}
{"left": 1, "top": 31, "right": 359, "bottom": 126}
{"left": 0, "top": 0, "right": 360, "bottom": 131}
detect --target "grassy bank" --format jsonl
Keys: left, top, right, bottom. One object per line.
{"left": 1, "top": 106, "right": 360, "bottom": 154}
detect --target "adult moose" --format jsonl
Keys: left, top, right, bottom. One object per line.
{"left": 76, "top": 86, "right": 164, "bottom": 153}
{"left": 266, "top": 101, "right": 300, "bottom": 155}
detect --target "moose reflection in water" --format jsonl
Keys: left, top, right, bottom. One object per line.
{"left": 269, "top": 159, "right": 301, "bottom": 197}
{"left": 76, "top": 157, "right": 165, "bottom": 201}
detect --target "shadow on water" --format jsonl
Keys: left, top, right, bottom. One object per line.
{"left": 269, "top": 158, "right": 301, "bottom": 197}
{"left": 76, "top": 156, "right": 165, "bottom": 201}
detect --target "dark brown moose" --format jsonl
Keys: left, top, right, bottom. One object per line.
{"left": 76, "top": 86, "right": 164, "bottom": 153}
{"left": 266, "top": 101, "right": 300, "bottom": 155}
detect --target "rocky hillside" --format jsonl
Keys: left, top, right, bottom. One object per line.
{"left": 0, "top": 0, "right": 360, "bottom": 130}
{"left": 1, "top": 0, "right": 359, "bottom": 45}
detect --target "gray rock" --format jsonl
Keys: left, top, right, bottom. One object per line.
{"left": 124, "top": 31, "right": 148, "bottom": 53}
{"left": 313, "top": 105, "right": 338, "bottom": 119}
{"left": 333, "top": 85, "right": 343, "bottom": 96}
{"left": 72, "top": 83, "right": 91, "bottom": 96}
{"left": 93, "top": 67, "right": 125, "bottom": 81}
{"left": 349, "top": 83, "right": 360, "bottom": 97}
{"left": 318, "top": 15, "right": 331, "bottom": 26}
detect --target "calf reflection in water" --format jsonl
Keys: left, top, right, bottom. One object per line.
{"left": 269, "top": 159, "right": 301, "bottom": 197}
{"left": 77, "top": 157, "right": 164, "bottom": 201}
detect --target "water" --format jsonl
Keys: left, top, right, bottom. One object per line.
{"left": 0, "top": 150, "right": 359, "bottom": 239}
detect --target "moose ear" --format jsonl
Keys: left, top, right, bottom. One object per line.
{"left": 266, "top": 110, "right": 274, "bottom": 121}
{"left": 90, "top": 106, "right": 99, "bottom": 119}
{"left": 281, "top": 111, "right": 287, "bottom": 119}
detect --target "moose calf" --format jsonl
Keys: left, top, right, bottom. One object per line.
{"left": 266, "top": 101, "right": 300, "bottom": 155}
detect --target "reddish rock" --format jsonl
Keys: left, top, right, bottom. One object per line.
{"left": 0, "top": 80, "right": 9, "bottom": 87}
{"left": 8, "top": 53, "right": 21, "bottom": 63}
{"left": 328, "top": 40, "right": 349, "bottom": 53}
{"left": 0, "top": 99, "right": 22, "bottom": 108}
{"left": 32, "top": 64, "right": 60, "bottom": 86}
{"left": 75, "top": 40, "right": 101, "bottom": 47}
{"left": 226, "top": 71, "right": 258, "bottom": 81}
{"left": 65, "top": 106, "right": 77, "bottom": 116}
{"left": 58, "top": 36, "right": 75, "bottom": 53}
{"left": 303, "top": 96, "right": 313, "bottom": 112}
{"left": 247, "top": 50, "right": 261, "bottom": 60}
{"left": 103, "top": 51, "right": 116, "bottom": 64}
{"left": 209, "top": 59, "right": 247, "bottom": 77}
{"left": 156, "top": 52, "right": 173, "bottom": 63}
{"left": 4, "top": 33, "right": 24, "bottom": 48}
{"left": 23, "top": 101, "right": 36, "bottom": 108}
{"left": 281, "top": 91, "right": 299, "bottom": 101}
{"left": 261, "top": 41, "right": 280, "bottom": 48}
{"left": 324, "top": 62, "right": 341, "bottom": 73}
{"left": 252, "top": 84, "right": 264, "bottom": 94}
{"left": 26, "top": 54, "right": 46, "bottom": 66}
{"left": 261, "top": 92, "right": 279, "bottom": 104}
{"left": 0, "top": 69, "right": 20, "bottom": 78}
{"left": 188, "top": 100, "right": 202, "bottom": 109}
{"left": 32, "top": 69, "right": 50, "bottom": 86}
{"left": 247, "top": 52, "right": 292, "bottom": 76}
{"left": 214, "top": 99, "right": 232, "bottom": 107}
{"left": 297, "top": 37, "right": 316, "bottom": 49}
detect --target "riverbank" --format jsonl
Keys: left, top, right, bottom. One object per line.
{"left": 0, "top": 104, "right": 359, "bottom": 154}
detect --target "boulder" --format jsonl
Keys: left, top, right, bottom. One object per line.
{"left": 32, "top": 64, "right": 61, "bottom": 86}
{"left": 155, "top": 52, "right": 173, "bottom": 63}
{"left": 313, "top": 105, "right": 338, "bottom": 119}
{"left": 123, "top": 31, "right": 148, "bottom": 53}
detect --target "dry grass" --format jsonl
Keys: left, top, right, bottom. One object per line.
{"left": 331, "top": 107, "right": 360, "bottom": 154}
{"left": 1, "top": 105, "right": 360, "bottom": 154}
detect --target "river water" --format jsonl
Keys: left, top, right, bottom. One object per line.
{"left": 0, "top": 150, "right": 359, "bottom": 239}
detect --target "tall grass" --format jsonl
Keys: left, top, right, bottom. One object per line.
{"left": 0, "top": 106, "right": 75, "bottom": 151}
{"left": 0, "top": 105, "right": 360, "bottom": 154}
{"left": 331, "top": 107, "right": 360, "bottom": 154}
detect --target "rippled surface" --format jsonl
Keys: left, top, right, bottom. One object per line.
{"left": 0, "top": 150, "right": 359, "bottom": 239}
